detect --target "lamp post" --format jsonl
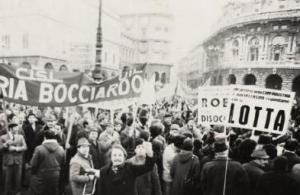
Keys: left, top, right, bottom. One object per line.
{"left": 93, "top": 0, "right": 105, "bottom": 81}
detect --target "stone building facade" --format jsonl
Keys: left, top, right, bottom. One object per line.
{"left": 182, "top": 0, "right": 300, "bottom": 102}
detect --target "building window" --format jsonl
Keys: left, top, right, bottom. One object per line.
{"left": 161, "top": 72, "right": 167, "bottom": 84}
{"left": 22, "top": 33, "right": 29, "bottom": 49}
{"left": 271, "top": 36, "right": 286, "bottom": 61}
{"left": 248, "top": 37, "right": 260, "bottom": 61}
{"left": 228, "top": 74, "right": 237, "bottom": 84}
{"left": 265, "top": 74, "right": 282, "bottom": 90}
{"left": 1, "top": 35, "right": 10, "bottom": 49}
{"left": 155, "top": 72, "right": 160, "bottom": 82}
{"left": 273, "top": 25, "right": 279, "bottom": 30}
{"left": 232, "top": 40, "right": 239, "bottom": 58}
{"left": 281, "top": 25, "right": 288, "bottom": 30}
{"left": 244, "top": 74, "right": 257, "bottom": 85}
{"left": 44, "top": 62, "right": 54, "bottom": 70}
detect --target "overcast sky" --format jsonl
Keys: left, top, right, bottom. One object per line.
{"left": 170, "top": 0, "right": 229, "bottom": 63}
{"left": 106, "top": 0, "right": 230, "bottom": 63}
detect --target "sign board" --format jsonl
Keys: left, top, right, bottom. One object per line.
{"left": 198, "top": 86, "right": 232, "bottom": 126}
{"left": 0, "top": 64, "right": 145, "bottom": 107}
{"left": 227, "top": 85, "right": 295, "bottom": 135}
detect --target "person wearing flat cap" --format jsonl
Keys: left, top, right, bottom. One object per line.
{"left": 201, "top": 137, "right": 249, "bottom": 195}
{"left": 0, "top": 122, "right": 27, "bottom": 195}
{"left": 243, "top": 148, "right": 269, "bottom": 195}
{"left": 70, "top": 134, "right": 100, "bottom": 195}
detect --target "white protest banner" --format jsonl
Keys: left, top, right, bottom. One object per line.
{"left": 198, "top": 86, "right": 232, "bottom": 126}
{"left": 227, "top": 85, "right": 295, "bottom": 135}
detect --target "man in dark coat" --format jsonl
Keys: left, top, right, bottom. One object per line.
{"left": 201, "top": 139, "right": 249, "bottom": 195}
{"left": 243, "top": 148, "right": 269, "bottom": 195}
{"left": 22, "top": 113, "right": 43, "bottom": 163}
{"left": 29, "top": 130, "right": 65, "bottom": 195}
{"left": 282, "top": 139, "right": 300, "bottom": 171}
{"left": 170, "top": 138, "right": 200, "bottom": 195}
{"left": 255, "top": 156, "right": 299, "bottom": 195}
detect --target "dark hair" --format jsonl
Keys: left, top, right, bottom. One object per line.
{"left": 44, "top": 130, "right": 56, "bottom": 140}
{"left": 83, "top": 120, "right": 89, "bottom": 128}
{"left": 173, "top": 135, "right": 185, "bottom": 148}
{"left": 139, "top": 130, "right": 150, "bottom": 141}
{"left": 284, "top": 139, "right": 299, "bottom": 152}
{"left": 7, "top": 113, "right": 16, "bottom": 122}
{"left": 263, "top": 144, "right": 277, "bottom": 159}
{"left": 76, "top": 130, "right": 89, "bottom": 144}
{"left": 120, "top": 113, "right": 127, "bottom": 124}
{"left": 126, "top": 113, "right": 134, "bottom": 126}
{"left": 135, "top": 138, "right": 144, "bottom": 146}
{"left": 273, "top": 156, "right": 288, "bottom": 171}
{"left": 150, "top": 124, "right": 163, "bottom": 138}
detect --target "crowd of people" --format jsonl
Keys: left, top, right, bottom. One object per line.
{"left": 0, "top": 100, "right": 300, "bottom": 195}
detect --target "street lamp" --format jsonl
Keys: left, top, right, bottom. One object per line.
{"left": 93, "top": 0, "right": 106, "bottom": 81}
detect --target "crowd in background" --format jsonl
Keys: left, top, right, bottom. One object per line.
{"left": 0, "top": 98, "right": 300, "bottom": 195}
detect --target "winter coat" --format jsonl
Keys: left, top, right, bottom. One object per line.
{"left": 201, "top": 157, "right": 249, "bottom": 195}
{"left": 96, "top": 156, "right": 155, "bottom": 195}
{"left": 0, "top": 133, "right": 27, "bottom": 166}
{"left": 255, "top": 171, "right": 299, "bottom": 195}
{"left": 243, "top": 161, "right": 265, "bottom": 195}
{"left": 128, "top": 156, "right": 162, "bottom": 195}
{"left": 282, "top": 151, "right": 300, "bottom": 171}
{"left": 170, "top": 152, "right": 200, "bottom": 195}
{"left": 90, "top": 141, "right": 105, "bottom": 169}
{"left": 30, "top": 139, "right": 65, "bottom": 195}
{"left": 70, "top": 153, "right": 96, "bottom": 195}
{"left": 22, "top": 122, "right": 43, "bottom": 162}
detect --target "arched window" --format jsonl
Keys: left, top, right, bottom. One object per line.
{"left": 21, "top": 61, "right": 31, "bottom": 69}
{"left": 271, "top": 36, "right": 286, "bottom": 61}
{"left": 59, "top": 64, "right": 68, "bottom": 71}
{"left": 243, "top": 74, "right": 257, "bottom": 85}
{"left": 265, "top": 74, "right": 282, "bottom": 90}
{"left": 248, "top": 37, "right": 260, "bottom": 61}
{"left": 161, "top": 72, "right": 167, "bottom": 84}
{"left": 44, "top": 62, "right": 54, "bottom": 70}
{"left": 155, "top": 72, "right": 160, "bottom": 82}
{"left": 232, "top": 40, "right": 239, "bottom": 58}
{"left": 228, "top": 74, "right": 237, "bottom": 84}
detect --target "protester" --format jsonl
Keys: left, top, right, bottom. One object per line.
{"left": 88, "top": 127, "right": 104, "bottom": 169}
{"left": 162, "top": 129, "right": 184, "bottom": 195}
{"left": 29, "top": 130, "right": 65, "bottom": 195}
{"left": 22, "top": 113, "right": 43, "bottom": 163}
{"left": 200, "top": 137, "right": 249, "bottom": 195}
{"left": 282, "top": 139, "right": 300, "bottom": 171}
{"left": 96, "top": 143, "right": 154, "bottom": 195}
{"left": 98, "top": 122, "right": 120, "bottom": 165}
{"left": 0, "top": 122, "right": 27, "bottom": 195}
{"left": 255, "top": 156, "right": 299, "bottom": 195}
{"left": 70, "top": 134, "right": 99, "bottom": 195}
{"left": 170, "top": 138, "right": 200, "bottom": 195}
{"left": 243, "top": 148, "right": 269, "bottom": 195}
{"left": 128, "top": 139, "right": 162, "bottom": 195}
